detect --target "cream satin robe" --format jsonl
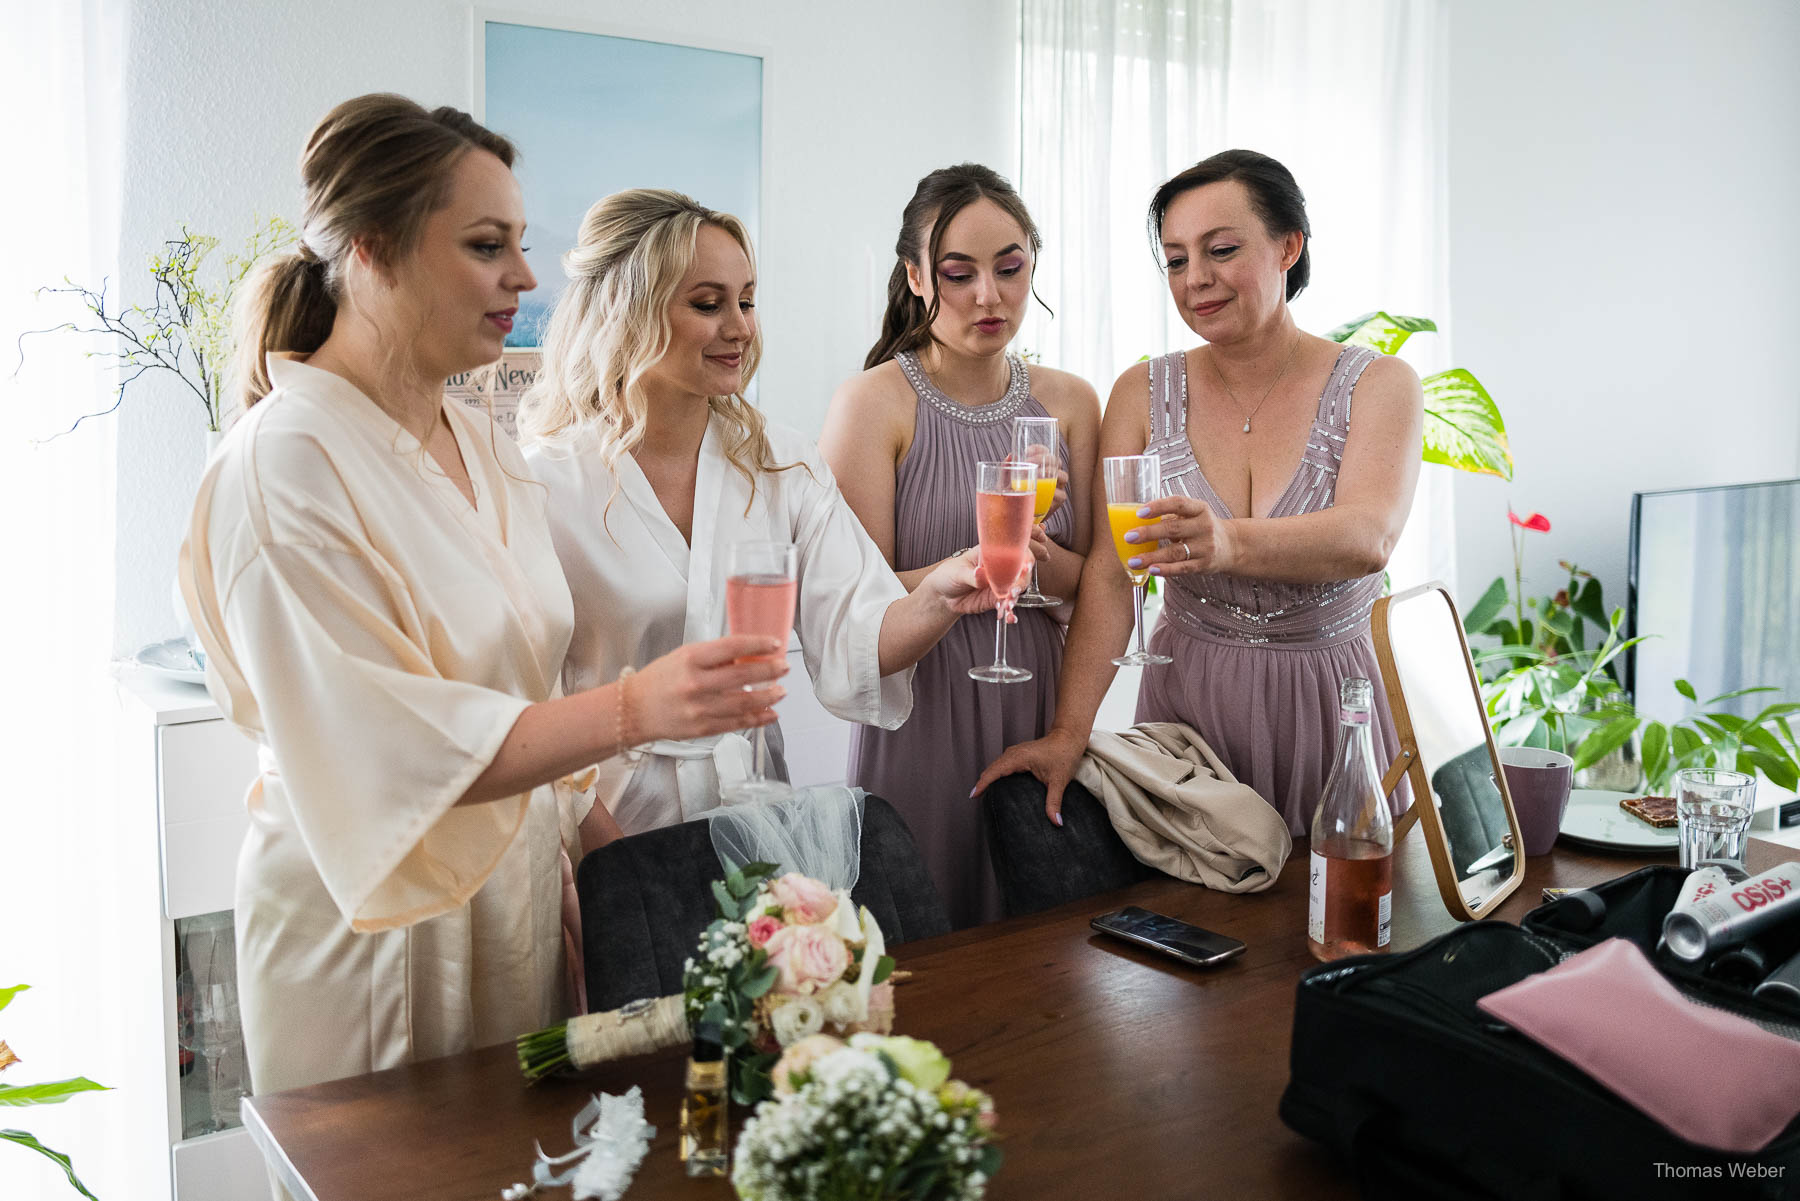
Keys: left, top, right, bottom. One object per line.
{"left": 181, "top": 356, "right": 577, "bottom": 1099}
{"left": 524, "top": 415, "right": 913, "bottom": 835}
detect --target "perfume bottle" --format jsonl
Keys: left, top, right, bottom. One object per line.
{"left": 679, "top": 1021, "right": 728, "bottom": 1177}
{"left": 1308, "top": 676, "right": 1394, "bottom": 962}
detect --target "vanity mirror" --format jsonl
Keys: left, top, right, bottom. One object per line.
{"left": 1372, "top": 582, "right": 1524, "bottom": 920}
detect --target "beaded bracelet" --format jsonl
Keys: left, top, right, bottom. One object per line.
{"left": 615, "top": 666, "right": 637, "bottom": 754}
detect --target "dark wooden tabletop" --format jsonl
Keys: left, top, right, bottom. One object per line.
{"left": 243, "top": 831, "right": 1794, "bottom": 1201}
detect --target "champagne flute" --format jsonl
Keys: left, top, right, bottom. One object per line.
{"left": 1105, "top": 455, "right": 1174, "bottom": 667}
{"left": 1011, "top": 415, "right": 1063, "bottom": 609}
{"left": 968, "top": 460, "right": 1038, "bottom": 684}
{"left": 724, "top": 540, "right": 798, "bottom": 799}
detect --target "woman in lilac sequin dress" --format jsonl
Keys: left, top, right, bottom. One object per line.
{"left": 977, "top": 150, "right": 1421, "bottom": 839}
{"left": 823, "top": 165, "right": 1099, "bottom": 927}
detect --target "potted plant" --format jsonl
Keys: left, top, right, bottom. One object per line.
{"left": 1, "top": 983, "right": 109, "bottom": 1198}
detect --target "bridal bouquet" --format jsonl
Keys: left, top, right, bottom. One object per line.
{"left": 518, "top": 863, "right": 895, "bottom": 1104}
{"left": 734, "top": 1034, "right": 1002, "bottom": 1201}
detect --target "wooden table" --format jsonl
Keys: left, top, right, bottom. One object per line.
{"left": 244, "top": 831, "right": 1794, "bottom": 1201}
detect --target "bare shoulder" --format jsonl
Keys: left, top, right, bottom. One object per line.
{"left": 1024, "top": 363, "right": 1102, "bottom": 423}
{"left": 1350, "top": 350, "right": 1424, "bottom": 413}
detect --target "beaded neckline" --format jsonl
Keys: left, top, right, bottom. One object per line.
{"left": 895, "top": 350, "right": 1031, "bottom": 426}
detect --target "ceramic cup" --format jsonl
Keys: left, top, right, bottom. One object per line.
{"left": 1499, "top": 747, "right": 1575, "bottom": 856}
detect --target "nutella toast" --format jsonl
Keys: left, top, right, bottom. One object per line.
{"left": 1619, "top": 794, "right": 1678, "bottom": 828}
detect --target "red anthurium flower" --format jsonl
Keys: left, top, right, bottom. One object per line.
{"left": 1508, "top": 509, "right": 1551, "bottom": 533}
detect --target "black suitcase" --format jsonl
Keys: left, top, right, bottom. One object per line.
{"left": 1279, "top": 866, "right": 1800, "bottom": 1200}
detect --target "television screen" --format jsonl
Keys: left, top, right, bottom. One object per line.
{"left": 1627, "top": 478, "right": 1800, "bottom": 724}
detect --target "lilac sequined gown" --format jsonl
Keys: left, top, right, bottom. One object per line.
{"left": 848, "top": 351, "right": 1073, "bottom": 928}
{"left": 1135, "top": 345, "right": 1409, "bottom": 835}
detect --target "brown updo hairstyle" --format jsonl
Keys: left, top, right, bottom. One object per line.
{"left": 1146, "top": 149, "right": 1311, "bottom": 302}
{"left": 863, "top": 163, "right": 1048, "bottom": 371}
{"left": 233, "top": 93, "right": 517, "bottom": 409}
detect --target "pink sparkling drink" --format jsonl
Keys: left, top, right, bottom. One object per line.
{"left": 726, "top": 574, "right": 797, "bottom": 647}
{"left": 975, "top": 488, "right": 1034, "bottom": 597}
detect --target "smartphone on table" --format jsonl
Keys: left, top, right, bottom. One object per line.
{"left": 1090, "top": 906, "right": 1247, "bottom": 967}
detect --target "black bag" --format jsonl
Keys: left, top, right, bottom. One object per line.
{"left": 1279, "top": 867, "right": 1800, "bottom": 1200}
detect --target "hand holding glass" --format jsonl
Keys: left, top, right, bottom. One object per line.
{"left": 969, "top": 460, "right": 1037, "bottom": 684}
{"left": 1011, "top": 415, "right": 1062, "bottom": 609}
{"left": 1105, "top": 455, "right": 1173, "bottom": 667}
{"left": 724, "top": 541, "right": 798, "bottom": 799}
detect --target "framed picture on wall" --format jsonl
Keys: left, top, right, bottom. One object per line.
{"left": 474, "top": 12, "right": 766, "bottom": 349}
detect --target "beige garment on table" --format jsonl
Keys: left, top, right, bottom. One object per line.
{"left": 180, "top": 354, "right": 578, "bottom": 1100}
{"left": 1076, "top": 722, "right": 1294, "bottom": 891}
{"left": 524, "top": 414, "right": 912, "bottom": 835}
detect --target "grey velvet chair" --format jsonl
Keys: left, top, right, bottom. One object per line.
{"left": 980, "top": 772, "right": 1170, "bottom": 917}
{"left": 577, "top": 793, "right": 949, "bottom": 1012}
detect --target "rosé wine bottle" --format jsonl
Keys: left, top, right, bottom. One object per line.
{"left": 1308, "top": 677, "right": 1394, "bottom": 961}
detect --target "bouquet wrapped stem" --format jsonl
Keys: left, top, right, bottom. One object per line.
{"left": 517, "top": 862, "right": 897, "bottom": 1104}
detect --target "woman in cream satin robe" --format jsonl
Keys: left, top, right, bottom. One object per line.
{"left": 181, "top": 97, "right": 788, "bottom": 1110}
{"left": 522, "top": 189, "right": 1020, "bottom": 835}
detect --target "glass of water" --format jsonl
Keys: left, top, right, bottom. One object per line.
{"left": 1675, "top": 767, "right": 1756, "bottom": 878}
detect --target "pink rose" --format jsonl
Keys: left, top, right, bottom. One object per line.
{"left": 747, "top": 915, "right": 782, "bottom": 948}
{"left": 768, "top": 873, "right": 839, "bottom": 925}
{"left": 846, "top": 981, "right": 895, "bottom": 1036}
{"left": 763, "top": 923, "right": 851, "bottom": 994}
{"left": 770, "top": 1033, "right": 845, "bottom": 1094}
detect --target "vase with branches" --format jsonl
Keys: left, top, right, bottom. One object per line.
{"left": 16, "top": 217, "right": 296, "bottom": 436}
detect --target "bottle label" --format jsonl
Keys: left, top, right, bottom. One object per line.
{"left": 1377, "top": 889, "right": 1392, "bottom": 947}
{"left": 1308, "top": 851, "right": 1326, "bottom": 942}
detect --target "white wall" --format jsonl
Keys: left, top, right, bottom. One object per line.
{"left": 113, "top": 0, "right": 1019, "bottom": 654}
{"left": 1446, "top": 0, "right": 1800, "bottom": 616}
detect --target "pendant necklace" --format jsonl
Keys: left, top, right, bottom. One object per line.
{"left": 1211, "top": 334, "right": 1300, "bottom": 434}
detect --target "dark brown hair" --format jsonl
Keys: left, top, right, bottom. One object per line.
{"left": 234, "top": 94, "right": 517, "bottom": 408}
{"left": 863, "top": 163, "right": 1047, "bottom": 371}
{"left": 1147, "top": 149, "right": 1311, "bottom": 301}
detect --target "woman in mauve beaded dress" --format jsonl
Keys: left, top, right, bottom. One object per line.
{"left": 822, "top": 165, "right": 1099, "bottom": 927}
{"left": 977, "top": 150, "right": 1421, "bottom": 839}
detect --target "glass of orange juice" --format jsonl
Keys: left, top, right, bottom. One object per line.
{"left": 1011, "top": 416, "right": 1062, "bottom": 609}
{"left": 1104, "top": 454, "right": 1173, "bottom": 667}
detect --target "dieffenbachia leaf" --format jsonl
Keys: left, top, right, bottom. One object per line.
{"left": 1, "top": 1129, "right": 99, "bottom": 1200}
{"left": 1422, "top": 368, "right": 1512, "bottom": 480}
{"left": 0, "top": 1078, "right": 110, "bottom": 1107}
{"left": 1325, "top": 311, "right": 1437, "bottom": 355}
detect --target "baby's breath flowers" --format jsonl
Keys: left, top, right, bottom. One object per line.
{"left": 734, "top": 1034, "right": 1001, "bottom": 1201}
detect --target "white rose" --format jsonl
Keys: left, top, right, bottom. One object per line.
{"left": 768, "top": 996, "right": 825, "bottom": 1046}
{"left": 818, "top": 980, "right": 862, "bottom": 1027}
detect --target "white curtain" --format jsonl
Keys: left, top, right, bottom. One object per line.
{"left": 1019, "top": 0, "right": 1454, "bottom": 589}
{"left": 0, "top": 1, "right": 127, "bottom": 1196}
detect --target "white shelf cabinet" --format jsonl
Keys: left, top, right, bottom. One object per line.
{"left": 115, "top": 668, "right": 266, "bottom": 1201}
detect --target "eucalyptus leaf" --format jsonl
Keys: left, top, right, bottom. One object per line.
{"left": 710, "top": 879, "right": 736, "bottom": 916}
{"left": 742, "top": 964, "right": 779, "bottom": 1000}
{"left": 1421, "top": 369, "right": 1512, "bottom": 480}
{"left": 0, "top": 1130, "right": 98, "bottom": 1200}
{"left": 872, "top": 955, "right": 896, "bottom": 986}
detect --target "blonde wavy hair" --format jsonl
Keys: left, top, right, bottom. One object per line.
{"left": 519, "top": 189, "right": 792, "bottom": 501}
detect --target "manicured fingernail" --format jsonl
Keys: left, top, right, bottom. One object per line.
{"left": 1128, "top": 556, "right": 1142, "bottom": 568}
{"left": 1052, "top": 812, "right": 1063, "bottom": 827}
{"left": 1123, "top": 531, "right": 1139, "bottom": 543}
{"left": 1149, "top": 565, "right": 1163, "bottom": 575}
{"left": 969, "top": 786, "right": 979, "bottom": 798}
{"left": 1136, "top": 506, "right": 1151, "bottom": 518}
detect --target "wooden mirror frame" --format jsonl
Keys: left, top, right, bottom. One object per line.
{"left": 1372, "top": 581, "right": 1525, "bottom": 921}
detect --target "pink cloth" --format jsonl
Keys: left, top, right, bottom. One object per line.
{"left": 1478, "top": 938, "right": 1800, "bottom": 1153}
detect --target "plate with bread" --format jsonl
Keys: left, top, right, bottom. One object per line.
{"left": 1556, "top": 788, "right": 1681, "bottom": 853}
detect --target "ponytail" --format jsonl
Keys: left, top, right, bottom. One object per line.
{"left": 863, "top": 259, "right": 935, "bottom": 370}
{"left": 234, "top": 250, "right": 337, "bottom": 409}
{"left": 234, "top": 93, "right": 517, "bottom": 411}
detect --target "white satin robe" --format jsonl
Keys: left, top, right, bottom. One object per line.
{"left": 180, "top": 355, "right": 577, "bottom": 1097}
{"left": 524, "top": 414, "right": 913, "bottom": 835}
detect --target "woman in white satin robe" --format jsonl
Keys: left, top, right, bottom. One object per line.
{"left": 179, "top": 98, "right": 788, "bottom": 1110}
{"left": 521, "top": 189, "right": 1017, "bottom": 835}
